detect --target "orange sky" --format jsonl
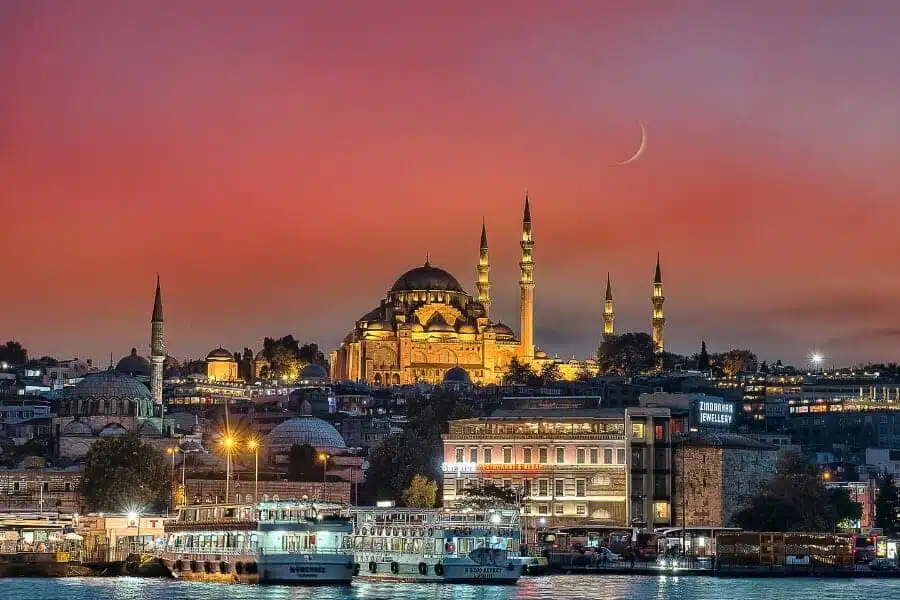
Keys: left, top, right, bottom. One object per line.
{"left": 3, "top": 1, "right": 900, "bottom": 366}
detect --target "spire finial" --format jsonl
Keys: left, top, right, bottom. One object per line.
{"left": 605, "top": 272, "right": 613, "bottom": 301}
{"left": 523, "top": 190, "right": 531, "bottom": 224}
{"left": 480, "top": 218, "right": 488, "bottom": 250}
{"left": 654, "top": 252, "right": 662, "bottom": 284}
{"left": 152, "top": 275, "right": 164, "bottom": 322}
{"left": 425, "top": 252, "right": 430, "bottom": 267}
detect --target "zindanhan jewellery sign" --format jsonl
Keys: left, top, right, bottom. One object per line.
{"left": 692, "top": 399, "right": 734, "bottom": 429}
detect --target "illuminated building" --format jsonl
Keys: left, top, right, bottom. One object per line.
{"left": 651, "top": 254, "right": 665, "bottom": 354}
{"left": 441, "top": 407, "right": 674, "bottom": 529}
{"left": 330, "top": 194, "right": 666, "bottom": 386}
{"left": 205, "top": 347, "right": 239, "bottom": 382}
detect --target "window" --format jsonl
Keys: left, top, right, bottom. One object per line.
{"left": 538, "top": 479, "right": 549, "bottom": 496}
{"left": 554, "top": 479, "right": 564, "bottom": 497}
{"left": 576, "top": 448, "right": 585, "bottom": 464}
{"left": 503, "top": 447, "right": 512, "bottom": 464}
{"left": 632, "top": 423, "right": 646, "bottom": 440}
{"left": 617, "top": 449, "right": 626, "bottom": 464}
{"left": 484, "top": 448, "right": 492, "bottom": 463}
{"left": 654, "top": 447, "right": 668, "bottom": 467}
{"left": 523, "top": 479, "right": 532, "bottom": 496}
{"left": 631, "top": 448, "right": 645, "bottom": 469}
{"left": 470, "top": 448, "right": 478, "bottom": 463}
{"left": 523, "top": 504, "right": 531, "bottom": 515}
{"left": 576, "top": 504, "right": 587, "bottom": 516}
{"left": 503, "top": 478, "right": 512, "bottom": 489}
{"left": 654, "top": 422, "right": 667, "bottom": 441}
{"left": 654, "top": 474, "right": 667, "bottom": 498}
{"left": 654, "top": 502, "right": 670, "bottom": 521}
{"left": 603, "top": 448, "right": 613, "bottom": 464}
{"left": 576, "top": 479, "right": 586, "bottom": 497}
{"left": 539, "top": 447, "right": 548, "bottom": 464}
{"left": 538, "top": 504, "right": 548, "bottom": 515}
{"left": 554, "top": 504, "right": 564, "bottom": 515}
{"left": 524, "top": 447, "right": 533, "bottom": 463}
{"left": 556, "top": 447, "right": 565, "bottom": 464}
{"left": 456, "top": 447, "right": 464, "bottom": 463}
{"left": 590, "top": 448, "right": 598, "bottom": 464}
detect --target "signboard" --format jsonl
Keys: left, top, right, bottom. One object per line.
{"left": 442, "top": 462, "right": 477, "bottom": 474}
{"left": 691, "top": 399, "right": 734, "bottom": 429}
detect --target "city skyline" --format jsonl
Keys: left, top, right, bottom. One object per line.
{"left": 4, "top": 1, "right": 900, "bottom": 366}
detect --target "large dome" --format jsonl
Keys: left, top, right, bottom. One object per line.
{"left": 390, "top": 262, "right": 464, "bottom": 293}
{"left": 300, "top": 363, "right": 328, "bottom": 380}
{"left": 207, "top": 347, "right": 234, "bottom": 361}
{"left": 115, "top": 348, "right": 151, "bottom": 377}
{"left": 73, "top": 369, "right": 151, "bottom": 399}
{"left": 267, "top": 417, "right": 347, "bottom": 450}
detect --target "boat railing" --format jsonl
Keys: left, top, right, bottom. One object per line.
{"left": 163, "top": 546, "right": 252, "bottom": 556}
{"left": 259, "top": 546, "right": 352, "bottom": 556}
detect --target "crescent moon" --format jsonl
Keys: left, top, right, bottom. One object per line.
{"left": 611, "top": 123, "right": 646, "bottom": 166}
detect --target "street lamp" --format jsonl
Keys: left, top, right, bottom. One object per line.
{"left": 246, "top": 439, "right": 260, "bottom": 503}
{"left": 222, "top": 434, "right": 237, "bottom": 503}
{"left": 810, "top": 353, "right": 824, "bottom": 373}
{"left": 128, "top": 509, "right": 142, "bottom": 551}
{"left": 318, "top": 453, "right": 329, "bottom": 498}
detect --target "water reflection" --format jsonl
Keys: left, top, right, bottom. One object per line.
{"left": 7, "top": 576, "right": 898, "bottom": 600}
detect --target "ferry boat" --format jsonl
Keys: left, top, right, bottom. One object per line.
{"left": 347, "top": 506, "right": 524, "bottom": 584}
{"left": 160, "top": 500, "right": 355, "bottom": 584}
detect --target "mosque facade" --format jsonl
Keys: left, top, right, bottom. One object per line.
{"left": 330, "top": 195, "right": 667, "bottom": 387}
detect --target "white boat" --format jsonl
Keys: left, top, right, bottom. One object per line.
{"left": 347, "top": 506, "right": 524, "bottom": 584}
{"left": 160, "top": 500, "right": 355, "bottom": 584}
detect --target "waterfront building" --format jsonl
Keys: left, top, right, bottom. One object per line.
{"left": 441, "top": 407, "right": 674, "bottom": 529}
{"left": 672, "top": 432, "right": 778, "bottom": 528}
{"left": 331, "top": 194, "right": 666, "bottom": 387}
{"left": 77, "top": 513, "right": 171, "bottom": 560}
{"left": 0, "top": 468, "right": 82, "bottom": 513}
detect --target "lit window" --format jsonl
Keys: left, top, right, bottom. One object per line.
{"left": 632, "top": 423, "right": 646, "bottom": 439}
{"left": 654, "top": 502, "right": 670, "bottom": 521}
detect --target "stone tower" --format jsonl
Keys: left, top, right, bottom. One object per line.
{"left": 603, "top": 272, "right": 615, "bottom": 341}
{"left": 651, "top": 253, "right": 665, "bottom": 354}
{"left": 476, "top": 219, "right": 491, "bottom": 317}
{"left": 519, "top": 193, "right": 535, "bottom": 361}
{"left": 150, "top": 275, "right": 165, "bottom": 406}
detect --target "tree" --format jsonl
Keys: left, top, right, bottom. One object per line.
{"left": 80, "top": 435, "right": 169, "bottom": 512}
{"left": 0, "top": 341, "right": 27, "bottom": 366}
{"left": 261, "top": 335, "right": 304, "bottom": 381}
{"left": 286, "top": 444, "right": 324, "bottom": 481}
{"left": 539, "top": 362, "right": 562, "bottom": 386}
{"left": 298, "top": 343, "right": 328, "bottom": 369}
{"left": 238, "top": 347, "right": 254, "bottom": 382}
{"left": 719, "top": 349, "right": 758, "bottom": 377}
{"left": 697, "top": 341, "right": 710, "bottom": 372}
{"left": 505, "top": 357, "right": 535, "bottom": 385}
{"left": 734, "top": 450, "right": 860, "bottom": 532}
{"left": 458, "top": 481, "right": 517, "bottom": 509}
{"left": 875, "top": 472, "right": 900, "bottom": 535}
{"left": 402, "top": 474, "right": 438, "bottom": 508}
{"left": 596, "top": 332, "right": 655, "bottom": 377}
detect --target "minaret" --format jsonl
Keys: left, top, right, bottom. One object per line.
{"left": 603, "top": 273, "right": 615, "bottom": 341}
{"left": 651, "top": 253, "right": 665, "bottom": 354}
{"left": 150, "top": 275, "right": 165, "bottom": 406}
{"left": 476, "top": 219, "right": 491, "bottom": 316}
{"left": 519, "top": 192, "right": 535, "bottom": 362}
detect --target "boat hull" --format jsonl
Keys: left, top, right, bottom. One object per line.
{"left": 160, "top": 553, "right": 259, "bottom": 584}
{"left": 259, "top": 553, "right": 355, "bottom": 584}
{"left": 354, "top": 558, "right": 522, "bottom": 584}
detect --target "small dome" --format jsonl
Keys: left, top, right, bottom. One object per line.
{"left": 62, "top": 421, "right": 93, "bottom": 436}
{"left": 466, "top": 301, "right": 486, "bottom": 318}
{"left": 535, "top": 350, "right": 548, "bottom": 359}
{"left": 410, "top": 322, "right": 425, "bottom": 332}
{"left": 115, "top": 348, "right": 151, "bottom": 377}
{"left": 73, "top": 370, "right": 151, "bottom": 400}
{"left": 300, "top": 363, "right": 328, "bottom": 380}
{"left": 99, "top": 423, "right": 129, "bottom": 437}
{"left": 367, "top": 321, "right": 391, "bottom": 331}
{"left": 390, "top": 262, "right": 465, "bottom": 293}
{"left": 207, "top": 347, "right": 234, "bottom": 361}
{"left": 458, "top": 322, "right": 477, "bottom": 334}
{"left": 492, "top": 322, "right": 515, "bottom": 338}
{"left": 443, "top": 367, "right": 471, "bottom": 384}
{"left": 267, "top": 417, "right": 347, "bottom": 450}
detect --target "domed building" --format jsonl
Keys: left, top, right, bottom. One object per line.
{"left": 206, "top": 347, "right": 238, "bottom": 382}
{"left": 298, "top": 363, "right": 329, "bottom": 384}
{"left": 115, "top": 348, "right": 151, "bottom": 379}
{"left": 441, "top": 366, "right": 472, "bottom": 392}
{"left": 53, "top": 369, "right": 168, "bottom": 458}
{"left": 267, "top": 416, "right": 347, "bottom": 454}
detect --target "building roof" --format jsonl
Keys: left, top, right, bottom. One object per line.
{"left": 72, "top": 369, "right": 151, "bottom": 399}
{"left": 115, "top": 348, "right": 151, "bottom": 378}
{"left": 300, "top": 363, "right": 328, "bottom": 380}
{"left": 683, "top": 431, "right": 778, "bottom": 451}
{"left": 206, "top": 347, "right": 234, "bottom": 361}
{"left": 390, "top": 261, "right": 464, "bottom": 293}
{"left": 266, "top": 416, "right": 347, "bottom": 450}
{"left": 486, "top": 408, "right": 628, "bottom": 419}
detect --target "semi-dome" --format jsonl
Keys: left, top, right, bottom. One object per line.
{"left": 267, "top": 417, "right": 347, "bottom": 450}
{"left": 390, "top": 261, "right": 464, "bottom": 293}
{"left": 443, "top": 367, "right": 471, "bottom": 384}
{"left": 207, "top": 347, "right": 234, "bottom": 361}
{"left": 457, "top": 322, "right": 477, "bottom": 334}
{"left": 73, "top": 370, "right": 151, "bottom": 400}
{"left": 492, "top": 322, "right": 516, "bottom": 338}
{"left": 366, "top": 320, "right": 391, "bottom": 331}
{"left": 115, "top": 348, "right": 151, "bottom": 377}
{"left": 426, "top": 313, "right": 455, "bottom": 333}
{"left": 300, "top": 363, "right": 328, "bottom": 380}
{"left": 410, "top": 322, "right": 425, "bottom": 332}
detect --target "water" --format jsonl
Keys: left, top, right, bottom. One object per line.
{"left": 7, "top": 576, "right": 898, "bottom": 600}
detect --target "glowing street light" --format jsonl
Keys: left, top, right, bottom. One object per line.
{"left": 319, "top": 453, "right": 330, "bottom": 490}
{"left": 810, "top": 352, "right": 824, "bottom": 372}
{"left": 166, "top": 447, "right": 179, "bottom": 511}
{"left": 246, "top": 438, "right": 260, "bottom": 503}
{"left": 220, "top": 433, "right": 239, "bottom": 503}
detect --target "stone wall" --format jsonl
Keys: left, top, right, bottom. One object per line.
{"left": 721, "top": 448, "right": 777, "bottom": 526}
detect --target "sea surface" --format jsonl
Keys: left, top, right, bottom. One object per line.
{"left": 9, "top": 576, "right": 899, "bottom": 600}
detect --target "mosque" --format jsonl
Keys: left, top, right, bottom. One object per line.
{"left": 330, "top": 194, "right": 667, "bottom": 386}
